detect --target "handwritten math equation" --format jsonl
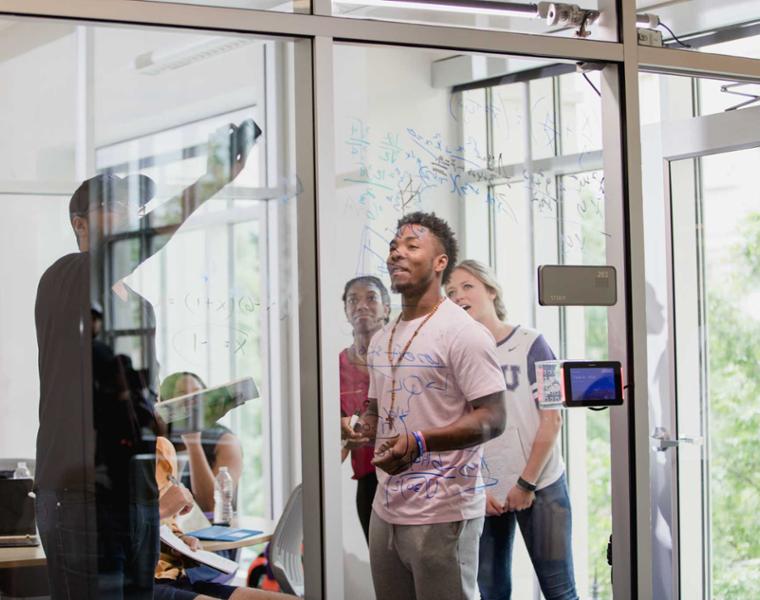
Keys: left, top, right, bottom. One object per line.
{"left": 167, "top": 293, "right": 260, "bottom": 316}
{"left": 164, "top": 292, "right": 291, "bottom": 321}
{"left": 383, "top": 448, "right": 500, "bottom": 505}
{"left": 164, "top": 294, "right": 292, "bottom": 364}
{"left": 343, "top": 90, "right": 609, "bottom": 253}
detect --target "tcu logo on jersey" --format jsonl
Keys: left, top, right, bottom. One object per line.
{"left": 501, "top": 365, "right": 520, "bottom": 391}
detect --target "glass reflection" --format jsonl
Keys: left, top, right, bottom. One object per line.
{"left": 339, "top": 276, "right": 390, "bottom": 542}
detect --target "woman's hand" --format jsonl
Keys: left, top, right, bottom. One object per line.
{"left": 504, "top": 485, "right": 535, "bottom": 512}
{"left": 161, "top": 483, "right": 194, "bottom": 519}
{"left": 340, "top": 416, "right": 355, "bottom": 439}
{"left": 341, "top": 416, "right": 370, "bottom": 449}
{"left": 485, "top": 493, "right": 505, "bottom": 516}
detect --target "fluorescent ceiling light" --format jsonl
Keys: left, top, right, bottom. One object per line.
{"left": 333, "top": 0, "right": 541, "bottom": 18}
{"left": 333, "top": 0, "right": 603, "bottom": 33}
{"left": 134, "top": 37, "right": 254, "bottom": 76}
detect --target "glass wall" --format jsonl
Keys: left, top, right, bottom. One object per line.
{"left": 672, "top": 148, "right": 760, "bottom": 599}
{"left": 329, "top": 43, "right": 617, "bottom": 600}
{"left": 472, "top": 65, "right": 612, "bottom": 598}
{"left": 0, "top": 16, "right": 306, "bottom": 597}
{"left": 640, "top": 71, "right": 760, "bottom": 600}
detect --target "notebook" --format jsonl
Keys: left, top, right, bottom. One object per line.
{"left": 0, "top": 478, "right": 39, "bottom": 547}
{"left": 160, "top": 525, "right": 237, "bottom": 574}
{"left": 185, "top": 525, "right": 263, "bottom": 542}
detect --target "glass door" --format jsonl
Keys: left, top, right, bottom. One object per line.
{"left": 643, "top": 102, "right": 760, "bottom": 600}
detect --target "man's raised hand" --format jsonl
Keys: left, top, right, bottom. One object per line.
{"left": 204, "top": 119, "right": 262, "bottom": 187}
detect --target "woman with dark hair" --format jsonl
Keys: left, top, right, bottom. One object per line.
{"left": 159, "top": 372, "right": 243, "bottom": 515}
{"left": 446, "top": 260, "right": 578, "bottom": 600}
{"left": 339, "top": 275, "right": 391, "bottom": 542}
{"left": 158, "top": 372, "right": 244, "bottom": 586}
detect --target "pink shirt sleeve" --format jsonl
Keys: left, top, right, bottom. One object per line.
{"left": 448, "top": 321, "right": 506, "bottom": 402}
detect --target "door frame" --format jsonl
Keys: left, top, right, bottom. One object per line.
{"left": 642, "top": 102, "right": 760, "bottom": 600}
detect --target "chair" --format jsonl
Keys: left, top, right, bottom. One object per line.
{"left": 268, "top": 484, "right": 304, "bottom": 597}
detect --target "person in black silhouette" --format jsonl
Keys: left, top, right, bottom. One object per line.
{"left": 34, "top": 119, "right": 261, "bottom": 600}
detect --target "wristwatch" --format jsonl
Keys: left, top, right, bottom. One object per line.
{"left": 517, "top": 477, "right": 537, "bottom": 493}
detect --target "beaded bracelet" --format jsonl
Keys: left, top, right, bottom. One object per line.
{"left": 412, "top": 430, "right": 427, "bottom": 458}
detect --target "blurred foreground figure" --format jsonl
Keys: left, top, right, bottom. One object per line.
{"left": 34, "top": 120, "right": 261, "bottom": 600}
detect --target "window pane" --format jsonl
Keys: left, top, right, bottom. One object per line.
{"left": 640, "top": 70, "right": 760, "bottom": 600}
{"left": 559, "top": 71, "right": 603, "bottom": 156}
{"left": 529, "top": 77, "right": 556, "bottom": 160}
{"left": 635, "top": 1, "right": 760, "bottom": 58}
{"left": 331, "top": 42, "right": 615, "bottom": 600}
{"left": 698, "top": 149, "right": 760, "bottom": 598}
{"left": 491, "top": 82, "right": 526, "bottom": 165}
{"left": 0, "top": 16, "right": 306, "bottom": 597}
{"left": 97, "top": 106, "right": 265, "bottom": 229}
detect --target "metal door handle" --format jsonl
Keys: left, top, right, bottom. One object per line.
{"left": 656, "top": 436, "right": 704, "bottom": 450}
{"left": 651, "top": 427, "right": 704, "bottom": 452}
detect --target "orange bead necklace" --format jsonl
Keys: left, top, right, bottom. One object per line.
{"left": 384, "top": 296, "right": 445, "bottom": 429}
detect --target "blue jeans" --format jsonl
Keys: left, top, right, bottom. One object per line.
{"left": 477, "top": 474, "right": 578, "bottom": 600}
{"left": 36, "top": 490, "right": 158, "bottom": 600}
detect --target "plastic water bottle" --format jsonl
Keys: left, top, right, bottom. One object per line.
{"left": 213, "top": 466, "right": 234, "bottom": 525}
{"left": 13, "top": 461, "right": 31, "bottom": 479}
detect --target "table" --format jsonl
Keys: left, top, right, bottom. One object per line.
{"left": 0, "top": 516, "right": 274, "bottom": 573}
{"left": 0, "top": 545, "right": 46, "bottom": 569}
{"left": 0, "top": 545, "right": 49, "bottom": 598}
{"left": 200, "top": 516, "right": 275, "bottom": 552}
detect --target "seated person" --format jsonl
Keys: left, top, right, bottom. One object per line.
{"left": 155, "top": 436, "right": 294, "bottom": 600}
{"left": 160, "top": 372, "right": 243, "bottom": 514}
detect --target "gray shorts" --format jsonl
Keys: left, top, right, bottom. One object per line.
{"left": 369, "top": 511, "right": 484, "bottom": 600}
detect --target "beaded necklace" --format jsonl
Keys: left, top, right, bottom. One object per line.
{"left": 384, "top": 296, "right": 445, "bottom": 429}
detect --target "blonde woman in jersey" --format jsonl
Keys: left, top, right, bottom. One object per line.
{"left": 446, "top": 260, "right": 578, "bottom": 600}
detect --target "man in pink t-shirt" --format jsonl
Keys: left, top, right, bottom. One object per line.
{"left": 344, "top": 212, "right": 506, "bottom": 600}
